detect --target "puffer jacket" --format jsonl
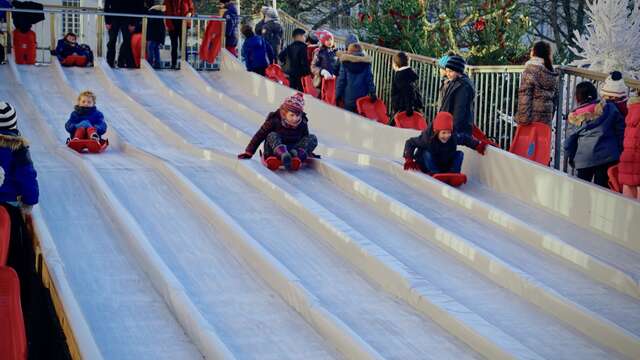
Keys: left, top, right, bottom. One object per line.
{"left": 619, "top": 97, "right": 640, "bottom": 185}
{"left": 0, "top": 129, "right": 38, "bottom": 206}
{"left": 65, "top": 106, "right": 107, "bottom": 137}
{"left": 391, "top": 66, "right": 423, "bottom": 114}
{"left": 515, "top": 57, "right": 559, "bottom": 125}
{"left": 241, "top": 35, "right": 274, "bottom": 71}
{"left": 564, "top": 100, "right": 625, "bottom": 169}
{"left": 245, "top": 111, "right": 310, "bottom": 154}
{"left": 335, "top": 51, "right": 376, "bottom": 112}
{"left": 439, "top": 74, "right": 475, "bottom": 136}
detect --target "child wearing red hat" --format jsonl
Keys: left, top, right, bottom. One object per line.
{"left": 403, "top": 112, "right": 488, "bottom": 174}
{"left": 238, "top": 93, "right": 318, "bottom": 170}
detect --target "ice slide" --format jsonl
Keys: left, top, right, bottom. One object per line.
{"left": 4, "top": 49, "right": 640, "bottom": 359}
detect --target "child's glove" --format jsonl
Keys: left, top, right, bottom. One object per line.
{"left": 237, "top": 151, "right": 253, "bottom": 159}
{"left": 369, "top": 94, "right": 378, "bottom": 103}
{"left": 403, "top": 157, "right": 420, "bottom": 171}
{"left": 476, "top": 140, "right": 489, "bottom": 155}
{"left": 320, "top": 69, "right": 332, "bottom": 79}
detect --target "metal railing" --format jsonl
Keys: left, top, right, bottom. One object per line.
{"left": 278, "top": 11, "right": 640, "bottom": 171}
{"left": 1, "top": 6, "right": 225, "bottom": 70}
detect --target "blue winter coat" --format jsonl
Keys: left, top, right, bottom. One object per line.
{"left": 241, "top": 35, "right": 274, "bottom": 71}
{"left": 223, "top": 3, "right": 239, "bottom": 47}
{"left": 564, "top": 100, "right": 625, "bottom": 169}
{"left": 335, "top": 52, "right": 376, "bottom": 112}
{"left": 55, "top": 39, "right": 92, "bottom": 62}
{"left": 65, "top": 106, "right": 107, "bottom": 137}
{"left": 0, "top": 129, "right": 39, "bottom": 206}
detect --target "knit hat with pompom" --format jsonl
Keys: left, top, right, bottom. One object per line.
{"left": 601, "top": 71, "right": 629, "bottom": 98}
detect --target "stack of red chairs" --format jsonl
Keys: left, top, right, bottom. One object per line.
{"left": 13, "top": 30, "right": 37, "bottom": 65}
{"left": 321, "top": 77, "right": 336, "bottom": 105}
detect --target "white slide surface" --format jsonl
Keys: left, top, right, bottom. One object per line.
{"left": 4, "top": 49, "right": 640, "bottom": 360}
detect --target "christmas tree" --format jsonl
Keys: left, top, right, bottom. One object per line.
{"left": 570, "top": 0, "right": 640, "bottom": 74}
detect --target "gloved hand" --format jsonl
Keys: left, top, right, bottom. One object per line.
{"left": 403, "top": 157, "right": 420, "bottom": 171}
{"left": 77, "top": 120, "right": 92, "bottom": 128}
{"left": 237, "top": 151, "right": 253, "bottom": 159}
{"left": 369, "top": 94, "right": 378, "bottom": 103}
{"left": 320, "top": 69, "right": 332, "bottom": 79}
{"left": 406, "top": 109, "right": 414, "bottom": 117}
{"left": 476, "top": 140, "right": 489, "bottom": 155}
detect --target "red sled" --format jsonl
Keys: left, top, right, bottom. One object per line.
{"left": 60, "top": 54, "right": 88, "bottom": 67}
{"left": 321, "top": 77, "right": 336, "bottom": 105}
{"left": 199, "top": 19, "right": 224, "bottom": 63}
{"left": 509, "top": 122, "right": 551, "bottom": 165}
{"left": 356, "top": 96, "right": 389, "bottom": 124}
{"left": 0, "top": 266, "right": 27, "bottom": 360}
{"left": 432, "top": 173, "right": 468, "bottom": 187}
{"left": 131, "top": 33, "right": 142, "bottom": 68}
{"left": 395, "top": 111, "right": 427, "bottom": 130}
{"left": 259, "top": 150, "right": 311, "bottom": 171}
{"left": 608, "top": 165, "right": 622, "bottom": 193}
{"left": 302, "top": 75, "right": 319, "bottom": 97}
{"left": 66, "top": 138, "right": 109, "bottom": 153}
{"left": 265, "top": 64, "right": 290, "bottom": 86}
{"left": 472, "top": 125, "right": 499, "bottom": 147}
{"left": 13, "top": 29, "right": 36, "bottom": 65}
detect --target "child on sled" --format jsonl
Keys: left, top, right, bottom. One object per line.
{"left": 65, "top": 90, "right": 107, "bottom": 142}
{"left": 237, "top": 93, "right": 318, "bottom": 170}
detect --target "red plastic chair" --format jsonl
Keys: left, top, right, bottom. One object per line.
{"left": 356, "top": 96, "right": 389, "bottom": 124}
{"left": 509, "top": 122, "right": 552, "bottom": 165}
{"left": 395, "top": 111, "right": 427, "bottom": 130}
{"left": 302, "top": 75, "right": 319, "bottom": 97}
{"left": 321, "top": 77, "right": 336, "bottom": 105}
{"left": 0, "top": 266, "right": 27, "bottom": 360}
{"left": 265, "top": 64, "right": 290, "bottom": 86}
{"left": 0, "top": 207, "right": 10, "bottom": 266}
{"left": 608, "top": 165, "right": 622, "bottom": 193}
{"left": 13, "top": 30, "right": 36, "bottom": 65}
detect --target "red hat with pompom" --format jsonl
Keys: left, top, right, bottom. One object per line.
{"left": 433, "top": 112, "right": 454, "bottom": 132}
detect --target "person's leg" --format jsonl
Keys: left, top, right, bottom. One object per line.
{"left": 622, "top": 185, "right": 638, "bottom": 199}
{"left": 169, "top": 30, "right": 179, "bottom": 68}
{"left": 593, "top": 162, "right": 615, "bottom": 188}
{"left": 292, "top": 134, "right": 318, "bottom": 161}
{"left": 290, "top": 75, "right": 303, "bottom": 91}
{"left": 118, "top": 23, "right": 134, "bottom": 68}
{"left": 419, "top": 150, "right": 440, "bottom": 174}
{"left": 576, "top": 167, "right": 594, "bottom": 183}
{"left": 256, "top": 67, "right": 267, "bottom": 76}
{"left": 152, "top": 43, "right": 161, "bottom": 67}
{"left": 266, "top": 132, "right": 293, "bottom": 168}
{"left": 450, "top": 151, "right": 465, "bottom": 173}
{"left": 106, "top": 20, "right": 120, "bottom": 67}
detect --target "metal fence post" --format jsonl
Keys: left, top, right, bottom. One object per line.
{"left": 4, "top": 11, "right": 11, "bottom": 58}
{"left": 49, "top": 12, "right": 56, "bottom": 52}
{"left": 140, "top": 16, "right": 147, "bottom": 63}
{"left": 180, "top": 18, "right": 187, "bottom": 66}
{"left": 96, "top": 15, "right": 103, "bottom": 58}
{"left": 553, "top": 71, "right": 565, "bottom": 169}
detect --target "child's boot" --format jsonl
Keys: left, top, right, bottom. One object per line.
{"left": 86, "top": 127, "right": 99, "bottom": 141}
{"left": 288, "top": 149, "right": 302, "bottom": 171}
{"left": 274, "top": 145, "right": 292, "bottom": 170}
{"left": 73, "top": 127, "right": 86, "bottom": 140}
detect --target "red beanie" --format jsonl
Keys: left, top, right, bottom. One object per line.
{"left": 433, "top": 112, "right": 453, "bottom": 132}
{"left": 281, "top": 92, "right": 305, "bottom": 114}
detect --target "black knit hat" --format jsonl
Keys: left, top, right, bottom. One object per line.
{"left": 445, "top": 55, "right": 466, "bottom": 74}
{"left": 0, "top": 102, "right": 17, "bottom": 130}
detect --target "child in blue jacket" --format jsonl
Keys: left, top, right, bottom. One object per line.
{"left": 65, "top": 91, "right": 107, "bottom": 141}
{"left": 241, "top": 25, "right": 274, "bottom": 76}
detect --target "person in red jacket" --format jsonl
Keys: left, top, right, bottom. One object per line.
{"left": 620, "top": 94, "right": 640, "bottom": 200}
{"left": 165, "top": 0, "right": 194, "bottom": 69}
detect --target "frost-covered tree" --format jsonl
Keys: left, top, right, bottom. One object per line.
{"left": 570, "top": 0, "right": 640, "bottom": 74}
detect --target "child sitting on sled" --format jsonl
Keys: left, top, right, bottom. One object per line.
{"left": 237, "top": 92, "right": 318, "bottom": 170}
{"left": 65, "top": 90, "right": 107, "bottom": 141}
{"left": 403, "top": 111, "right": 488, "bottom": 174}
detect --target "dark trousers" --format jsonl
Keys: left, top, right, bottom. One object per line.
{"left": 420, "top": 150, "right": 464, "bottom": 174}
{"left": 250, "top": 67, "right": 267, "bottom": 76}
{"left": 289, "top": 75, "right": 303, "bottom": 92}
{"left": 577, "top": 161, "right": 617, "bottom": 188}
{"left": 169, "top": 20, "right": 182, "bottom": 67}
{"left": 264, "top": 132, "right": 318, "bottom": 157}
{"left": 106, "top": 19, "right": 133, "bottom": 68}
{"left": 0, "top": 43, "right": 5, "bottom": 63}
{"left": 147, "top": 41, "right": 161, "bottom": 68}
{"left": 3, "top": 203, "right": 32, "bottom": 307}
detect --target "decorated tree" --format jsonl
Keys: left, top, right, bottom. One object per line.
{"left": 570, "top": 0, "right": 640, "bottom": 74}
{"left": 357, "top": 0, "right": 531, "bottom": 65}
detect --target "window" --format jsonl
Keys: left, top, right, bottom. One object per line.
{"left": 62, "top": 0, "right": 81, "bottom": 36}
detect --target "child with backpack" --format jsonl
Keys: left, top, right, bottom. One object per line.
{"left": 391, "top": 51, "right": 423, "bottom": 125}
{"left": 65, "top": 91, "right": 107, "bottom": 142}
{"left": 241, "top": 25, "right": 274, "bottom": 76}
{"left": 237, "top": 93, "right": 318, "bottom": 171}
{"left": 278, "top": 28, "right": 310, "bottom": 92}
{"left": 403, "top": 112, "right": 488, "bottom": 174}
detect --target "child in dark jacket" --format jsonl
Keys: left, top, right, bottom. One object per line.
{"left": 238, "top": 93, "right": 318, "bottom": 170}
{"left": 336, "top": 42, "right": 376, "bottom": 113}
{"left": 391, "top": 51, "right": 423, "bottom": 124}
{"left": 278, "top": 28, "right": 310, "bottom": 92}
{"left": 146, "top": 1, "right": 166, "bottom": 69}
{"left": 56, "top": 32, "right": 93, "bottom": 67}
{"left": 241, "top": 25, "right": 274, "bottom": 76}
{"left": 310, "top": 31, "right": 339, "bottom": 92}
{"left": 404, "top": 112, "right": 488, "bottom": 174}
{"left": 0, "top": 102, "right": 39, "bottom": 214}
{"left": 65, "top": 91, "right": 107, "bottom": 141}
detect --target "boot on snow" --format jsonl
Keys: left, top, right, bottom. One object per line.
{"left": 274, "top": 145, "right": 292, "bottom": 170}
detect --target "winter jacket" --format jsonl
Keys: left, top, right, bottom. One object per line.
{"left": 0, "top": 129, "right": 38, "bottom": 206}
{"left": 12, "top": 1, "right": 44, "bottom": 32}
{"left": 564, "top": 100, "right": 625, "bottom": 169}
{"left": 404, "top": 128, "right": 479, "bottom": 171}
{"left": 104, "top": 0, "right": 146, "bottom": 26}
{"left": 164, "top": 0, "right": 194, "bottom": 31}
{"left": 515, "top": 57, "right": 559, "bottom": 125}
{"left": 311, "top": 46, "right": 339, "bottom": 77}
{"left": 261, "top": 20, "right": 284, "bottom": 57}
{"left": 439, "top": 74, "right": 475, "bottom": 136}
{"left": 146, "top": 6, "right": 166, "bottom": 43}
{"left": 55, "top": 39, "right": 91, "bottom": 62}
{"left": 65, "top": 106, "right": 107, "bottom": 137}
{"left": 223, "top": 2, "right": 239, "bottom": 47}
{"left": 0, "top": 0, "right": 11, "bottom": 21}
{"left": 619, "top": 97, "right": 640, "bottom": 186}
{"left": 391, "top": 66, "right": 423, "bottom": 114}
{"left": 241, "top": 35, "right": 274, "bottom": 71}
{"left": 278, "top": 41, "right": 310, "bottom": 78}
{"left": 245, "top": 111, "right": 311, "bottom": 154}
{"left": 335, "top": 51, "right": 376, "bottom": 112}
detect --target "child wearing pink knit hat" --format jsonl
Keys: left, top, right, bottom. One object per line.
{"left": 238, "top": 93, "right": 318, "bottom": 170}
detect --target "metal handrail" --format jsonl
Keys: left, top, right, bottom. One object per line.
{"left": 0, "top": 7, "right": 218, "bottom": 21}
